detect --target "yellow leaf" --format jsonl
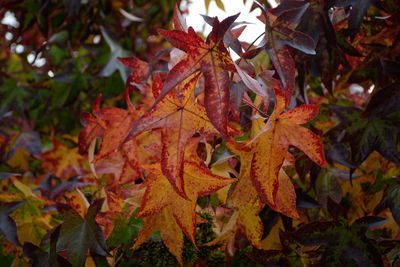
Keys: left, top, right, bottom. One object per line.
{"left": 250, "top": 89, "right": 325, "bottom": 214}
{"left": 237, "top": 199, "right": 264, "bottom": 249}
{"left": 13, "top": 180, "right": 33, "bottom": 197}
{"left": 7, "top": 148, "right": 30, "bottom": 172}
{"left": 64, "top": 189, "right": 89, "bottom": 218}
{"left": 85, "top": 256, "right": 96, "bottom": 267}
{"left": 215, "top": 0, "right": 225, "bottom": 11}
{"left": 261, "top": 217, "right": 284, "bottom": 250}
{"left": 36, "top": 138, "right": 85, "bottom": 179}
{"left": 204, "top": 0, "right": 211, "bottom": 12}
{"left": 133, "top": 206, "right": 184, "bottom": 265}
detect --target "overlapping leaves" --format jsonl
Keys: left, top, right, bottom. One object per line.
{"left": 155, "top": 14, "right": 239, "bottom": 136}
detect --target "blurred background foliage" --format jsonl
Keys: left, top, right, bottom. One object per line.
{"left": 0, "top": 0, "right": 178, "bottom": 136}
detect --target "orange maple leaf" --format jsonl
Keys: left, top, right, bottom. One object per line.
{"left": 227, "top": 141, "right": 299, "bottom": 218}
{"left": 133, "top": 206, "right": 185, "bottom": 265}
{"left": 136, "top": 160, "right": 234, "bottom": 245}
{"left": 78, "top": 90, "right": 138, "bottom": 163}
{"left": 78, "top": 94, "right": 104, "bottom": 154}
{"left": 36, "top": 137, "right": 84, "bottom": 179}
{"left": 130, "top": 74, "right": 219, "bottom": 197}
{"left": 206, "top": 198, "right": 264, "bottom": 252}
{"left": 156, "top": 13, "right": 239, "bottom": 137}
{"left": 250, "top": 89, "right": 326, "bottom": 212}
{"left": 92, "top": 91, "right": 138, "bottom": 162}
{"left": 134, "top": 137, "right": 234, "bottom": 256}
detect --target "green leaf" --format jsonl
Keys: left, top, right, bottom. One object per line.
{"left": 315, "top": 169, "right": 342, "bottom": 208}
{"left": 56, "top": 198, "right": 110, "bottom": 267}
{"left": 106, "top": 209, "right": 143, "bottom": 250}
{"left": 0, "top": 78, "right": 30, "bottom": 113}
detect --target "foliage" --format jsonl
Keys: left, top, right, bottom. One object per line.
{"left": 1, "top": 0, "right": 400, "bottom": 266}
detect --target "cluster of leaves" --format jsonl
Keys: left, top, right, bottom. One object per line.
{"left": 1, "top": 0, "right": 400, "bottom": 266}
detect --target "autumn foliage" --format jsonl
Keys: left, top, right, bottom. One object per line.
{"left": 1, "top": 0, "right": 400, "bottom": 266}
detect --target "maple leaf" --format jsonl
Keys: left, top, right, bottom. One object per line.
{"left": 134, "top": 139, "right": 229, "bottom": 259}
{"left": 172, "top": 3, "right": 188, "bottom": 32}
{"left": 295, "top": 0, "right": 342, "bottom": 93}
{"left": 92, "top": 91, "right": 138, "bottom": 162}
{"left": 250, "top": 89, "right": 326, "bottom": 211}
{"left": 375, "top": 186, "right": 400, "bottom": 227}
{"left": 78, "top": 94, "right": 105, "bottom": 154}
{"left": 227, "top": 141, "right": 299, "bottom": 218}
{"left": 94, "top": 149, "right": 140, "bottom": 187}
{"left": 56, "top": 198, "right": 110, "bottom": 267}
{"left": 36, "top": 137, "right": 84, "bottom": 179}
{"left": 327, "top": 105, "right": 400, "bottom": 168}
{"left": 201, "top": 14, "right": 247, "bottom": 56}
{"left": 362, "top": 83, "right": 400, "bottom": 118}
{"left": 106, "top": 211, "right": 142, "bottom": 250}
{"left": 206, "top": 199, "right": 264, "bottom": 251}
{"left": 136, "top": 160, "right": 234, "bottom": 247}
{"left": 156, "top": 13, "right": 239, "bottom": 136}
{"left": 129, "top": 74, "right": 219, "bottom": 197}
{"left": 133, "top": 137, "right": 234, "bottom": 259}
{"left": 118, "top": 56, "right": 150, "bottom": 93}
{"left": 244, "top": 2, "right": 315, "bottom": 106}
{"left": 79, "top": 90, "right": 139, "bottom": 163}
{"left": 133, "top": 206, "right": 185, "bottom": 265}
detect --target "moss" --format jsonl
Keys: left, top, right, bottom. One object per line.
{"left": 207, "top": 251, "right": 227, "bottom": 267}
{"left": 182, "top": 236, "right": 198, "bottom": 264}
{"left": 139, "top": 241, "right": 179, "bottom": 267}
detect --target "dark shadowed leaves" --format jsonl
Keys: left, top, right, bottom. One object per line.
{"left": 296, "top": 189, "right": 320, "bottom": 208}
{"left": 63, "top": 0, "right": 80, "bottom": 17}
{"left": 56, "top": 198, "right": 110, "bottom": 267}
{"left": 354, "top": 216, "right": 388, "bottom": 229}
{"left": 334, "top": 0, "right": 381, "bottom": 39}
{"left": 0, "top": 201, "right": 25, "bottom": 246}
{"left": 99, "top": 27, "right": 130, "bottom": 82}
{"left": 315, "top": 169, "right": 342, "bottom": 208}
{"left": 328, "top": 105, "right": 400, "bottom": 167}
{"left": 7, "top": 131, "right": 42, "bottom": 160}
{"left": 23, "top": 225, "right": 72, "bottom": 267}
{"left": 362, "top": 83, "right": 400, "bottom": 118}
{"left": 292, "top": 220, "right": 384, "bottom": 266}
{"left": 0, "top": 173, "right": 21, "bottom": 183}
{"left": 375, "top": 186, "right": 400, "bottom": 226}
{"left": 39, "top": 174, "right": 93, "bottom": 201}
{"left": 201, "top": 14, "right": 246, "bottom": 55}
{"left": 380, "top": 58, "right": 400, "bottom": 79}
{"left": 295, "top": 0, "right": 342, "bottom": 93}
{"left": 248, "top": 1, "right": 315, "bottom": 106}
{"left": 326, "top": 143, "right": 357, "bottom": 169}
